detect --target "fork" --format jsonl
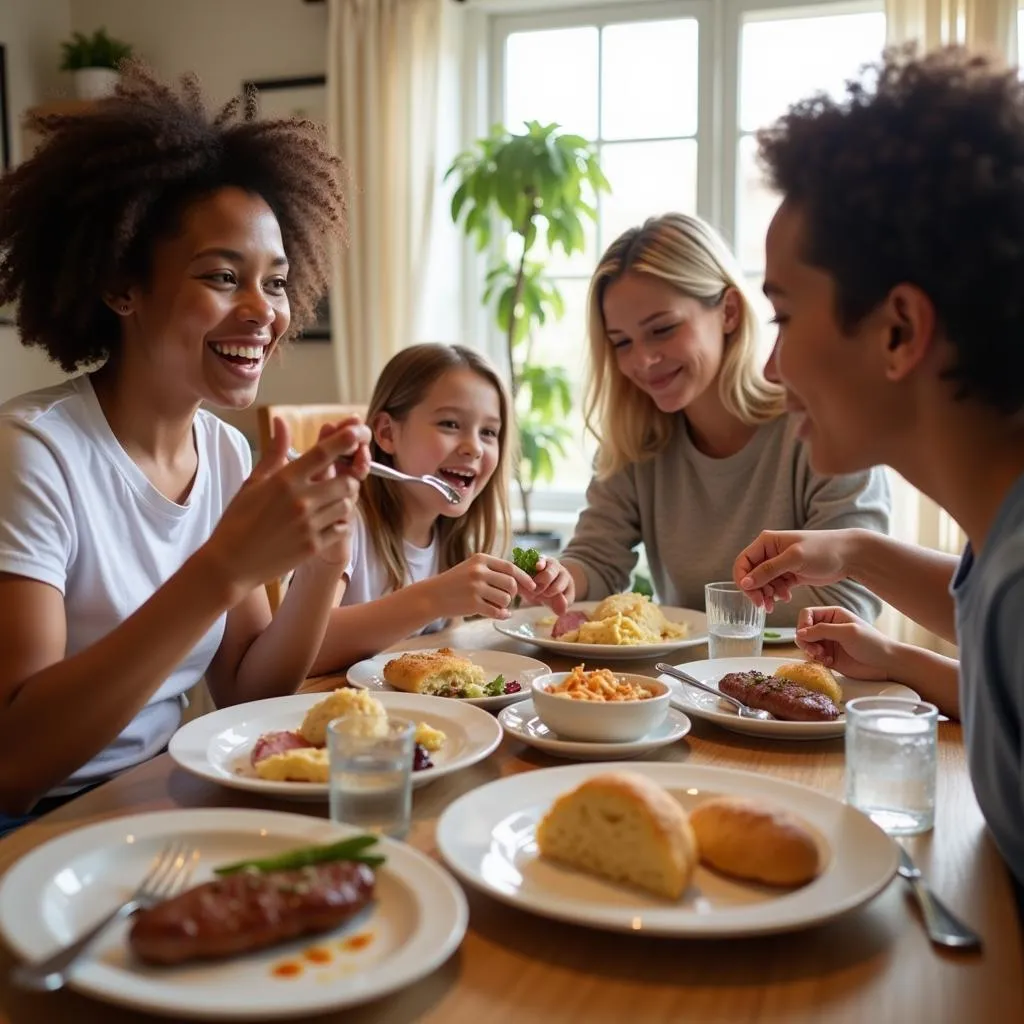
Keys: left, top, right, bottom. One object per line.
{"left": 655, "top": 663, "right": 774, "bottom": 720}
{"left": 12, "top": 841, "right": 199, "bottom": 992}
{"left": 897, "top": 845, "right": 983, "bottom": 950}
{"left": 287, "top": 448, "right": 461, "bottom": 506}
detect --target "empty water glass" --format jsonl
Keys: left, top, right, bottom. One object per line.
{"left": 705, "top": 581, "right": 766, "bottom": 659}
{"left": 845, "top": 696, "right": 939, "bottom": 835}
{"left": 328, "top": 714, "right": 415, "bottom": 840}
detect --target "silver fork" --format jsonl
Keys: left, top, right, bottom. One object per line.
{"left": 897, "top": 845, "right": 983, "bottom": 950}
{"left": 287, "top": 448, "right": 461, "bottom": 506}
{"left": 655, "top": 663, "right": 774, "bottom": 720}
{"left": 12, "top": 841, "right": 199, "bottom": 992}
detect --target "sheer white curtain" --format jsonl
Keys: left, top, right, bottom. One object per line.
{"left": 874, "top": 0, "right": 1017, "bottom": 653}
{"left": 325, "top": 0, "right": 446, "bottom": 402}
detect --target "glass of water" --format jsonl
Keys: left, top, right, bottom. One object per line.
{"left": 704, "top": 581, "right": 766, "bottom": 659}
{"left": 845, "top": 696, "right": 939, "bottom": 835}
{"left": 327, "top": 713, "right": 415, "bottom": 840}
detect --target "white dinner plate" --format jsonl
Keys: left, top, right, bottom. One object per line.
{"left": 346, "top": 648, "right": 546, "bottom": 711}
{"left": 436, "top": 761, "right": 896, "bottom": 938}
{"left": 0, "top": 809, "right": 467, "bottom": 1020}
{"left": 659, "top": 657, "right": 921, "bottom": 739}
{"left": 169, "top": 691, "right": 502, "bottom": 800}
{"left": 498, "top": 700, "right": 692, "bottom": 761}
{"left": 493, "top": 602, "right": 708, "bottom": 660}
{"left": 761, "top": 626, "right": 798, "bottom": 645}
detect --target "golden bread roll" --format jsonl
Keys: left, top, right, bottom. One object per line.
{"left": 382, "top": 647, "right": 487, "bottom": 695}
{"left": 536, "top": 771, "right": 698, "bottom": 900}
{"left": 689, "top": 796, "right": 821, "bottom": 887}
{"left": 774, "top": 661, "right": 843, "bottom": 706}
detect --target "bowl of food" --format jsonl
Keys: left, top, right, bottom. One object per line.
{"left": 530, "top": 666, "right": 670, "bottom": 742}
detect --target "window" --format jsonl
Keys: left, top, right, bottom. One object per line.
{"left": 490, "top": 0, "right": 885, "bottom": 509}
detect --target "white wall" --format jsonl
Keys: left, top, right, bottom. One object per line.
{"left": 0, "top": 0, "right": 73, "bottom": 403}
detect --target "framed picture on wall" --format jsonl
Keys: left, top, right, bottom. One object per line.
{"left": 0, "top": 43, "right": 11, "bottom": 171}
{"left": 242, "top": 74, "right": 330, "bottom": 341}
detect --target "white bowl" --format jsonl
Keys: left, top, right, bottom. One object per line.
{"left": 530, "top": 672, "right": 670, "bottom": 743}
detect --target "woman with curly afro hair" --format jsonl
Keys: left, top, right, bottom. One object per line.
{"left": 0, "top": 62, "right": 371, "bottom": 829}
{"left": 732, "top": 46, "right": 1024, "bottom": 898}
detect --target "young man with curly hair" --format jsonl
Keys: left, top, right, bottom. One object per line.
{"left": 733, "top": 46, "right": 1024, "bottom": 895}
{"left": 0, "top": 63, "right": 371, "bottom": 830}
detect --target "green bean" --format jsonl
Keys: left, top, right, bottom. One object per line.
{"left": 214, "top": 835, "right": 383, "bottom": 876}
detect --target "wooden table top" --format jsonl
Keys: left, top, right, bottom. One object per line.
{"left": 0, "top": 618, "right": 1020, "bottom": 1023}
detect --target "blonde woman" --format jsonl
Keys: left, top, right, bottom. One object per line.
{"left": 311, "top": 343, "right": 574, "bottom": 673}
{"left": 560, "top": 213, "right": 890, "bottom": 625}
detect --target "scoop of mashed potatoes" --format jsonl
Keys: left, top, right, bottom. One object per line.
{"left": 561, "top": 593, "right": 689, "bottom": 646}
{"left": 299, "top": 688, "right": 387, "bottom": 746}
{"left": 255, "top": 747, "right": 329, "bottom": 783}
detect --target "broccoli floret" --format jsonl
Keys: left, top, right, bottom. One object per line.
{"left": 512, "top": 546, "right": 542, "bottom": 575}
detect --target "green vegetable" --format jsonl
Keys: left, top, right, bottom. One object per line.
{"left": 764, "top": 630, "right": 781, "bottom": 639}
{"left": 512, "top": 546, "right": 542, "bottom": 575}
{"left": 214, "top": 836, "right": 385, "bottom": 876}
{"left": 483, "top": 674, "right": 506, "bottom": 697}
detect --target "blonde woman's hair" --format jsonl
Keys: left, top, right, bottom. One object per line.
{"left": 585, "top": 212, "right": 785, "bottom": 479}
{"left": 361, "top": 343, "right": 513, "bottom": 593}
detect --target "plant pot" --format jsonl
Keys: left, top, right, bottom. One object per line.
{"left": 513, "top": 530, "right": 562, "bottom": 556}
{"left": 73, "top": 67, "right": 120, "bottom": 100}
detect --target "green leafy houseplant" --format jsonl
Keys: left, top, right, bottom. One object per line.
{"left": 445, "top": 121, "right": 610, "bottom": 535}
{"left": 59, "top": 28, "right": 133, "bottom": 71}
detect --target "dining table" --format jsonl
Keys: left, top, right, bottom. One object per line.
{"left": 0, "top": 616, "right": 1020, "bottom": 1024}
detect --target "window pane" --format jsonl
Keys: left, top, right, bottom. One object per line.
{"left": 505, "top": 27, "right": 599, "bottom": 139}
{"left": 601, "top": 19, "right": 699, "bottom": 140}
{"left": 740, "top": 11, "right": 886, "bottom": 133}
{"left": 600, "top": 139, "right": 698, "bottom": 246}
{"left": 521, "top": 277, "right": 594, "bottom": 492}
{"left": 736, "top": 133, "right": 779, "bottom": 274}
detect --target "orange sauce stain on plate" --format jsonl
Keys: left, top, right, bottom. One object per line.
{"left": 340, "top": 932, "right": 373, "bottom": 952}
{"left": 271, "top": 961, "right": 302, "bottom": 978}
{"left": 304, "top": 946, "right": 333, "bottom": 965}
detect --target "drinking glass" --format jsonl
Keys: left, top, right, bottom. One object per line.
{"left": 845, "top": 696, "right": 939, "bottom": 835}
{"left": 704, "top": 581, "right": 766, "bottom": 659}
{"left": 327, "top": 714, "right": 415, "bottom": 840}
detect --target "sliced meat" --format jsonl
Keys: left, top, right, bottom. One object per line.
{"left": 250, "top": 730, "right": 315, "bottom": 768}
{"left": 719, "top": 670, "right": 840, "bottom": 722}
{"left": 552, "top": 610, "right": 589, "bottom": 639}
{"left": 129, "top": 860, "right": 376, "bottom": 965}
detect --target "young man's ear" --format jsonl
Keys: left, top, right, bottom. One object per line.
{"left": 373, "top": 412, "right": 397, "bottom": 455}
{"left": 880, "top": 284, "right": 937, "bottom": 382}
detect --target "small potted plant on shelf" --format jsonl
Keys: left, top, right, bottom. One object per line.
{"left": 445, "top": 120, "right": 610, "bottom": 551}
{"left": 60, "top": 28, "right": 133, "bottom": 100}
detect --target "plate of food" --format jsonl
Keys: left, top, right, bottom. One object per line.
{"left": 0, "top": 808, "right": 467, "bottom": 1019}
{"left": 169, "top": 688, "right": 503, "bottom": 799}
{"left": 346, "top": 647, "right": 547, "bottom": 711}
{"left": 435, "top": 762, "right": 896, "bottom": 938}
{"left": 498, "top": 699, "right": 692, "bottom": 761}
{"left": 658, "top": 657, "right": 921, "bottom": 739}
{"left": 493, "top": 593, "right": 708, "bottom": 660}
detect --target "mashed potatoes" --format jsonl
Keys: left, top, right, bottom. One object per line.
{"left": 299, "top": 688, "right": 388, "bottom": 746}
{"left": 561, "top": 593, "right": 689, "bottom": 646}
{"left": 256, "top": 747, "right": 329, "bottom": 783}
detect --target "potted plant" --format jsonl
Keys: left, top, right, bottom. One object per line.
{"left": 445, "top": 120, "right": 609, "bottom": 547}
{"left": 60, "top": 28, "right": 133, "bottom": 100}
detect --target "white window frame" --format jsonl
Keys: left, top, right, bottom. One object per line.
{"left": 462, "top": 0, "right": 884, "bottom": 528}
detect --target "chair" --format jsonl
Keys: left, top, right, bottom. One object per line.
{"left": 256, "top": 403, "right": 369, "bottom": 612}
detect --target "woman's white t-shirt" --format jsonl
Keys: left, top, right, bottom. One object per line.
{"left": 0, "top": 375, "right": 252, "bottom": 795}
{"left": 341, "top": 510, "right": 444, "bottom": 634}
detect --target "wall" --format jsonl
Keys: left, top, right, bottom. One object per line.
{"left": 0, "top": 0, "right": 73, "bottom": 403}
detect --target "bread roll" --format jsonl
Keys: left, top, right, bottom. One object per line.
{"left": 689, "top": 796, "right": 820, "bottom": 887}
{"left": 381, "top": 648, "right": 486, "bottom": 695}
{"left": 774, "top": 661, "right": 843, "bottom": 706}
{"left": 536, "top": 771, "right": 698, "bottom": 900}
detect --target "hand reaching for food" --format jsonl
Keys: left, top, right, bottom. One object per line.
{"left": 796, "top": 606, "right": 895, "bottom": 681}
{"left": 431, "top": 553, "right": 537, "bottom": 620}
{"left": 513, "top": 547, "right": 575, "bottom": 615}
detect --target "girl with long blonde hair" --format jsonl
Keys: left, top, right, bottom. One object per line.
{"left": 312, "top": 343, "right": 573, "bottom": 673}
{"left": 560, "top": 213, "right": 891, "bottom": 625}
